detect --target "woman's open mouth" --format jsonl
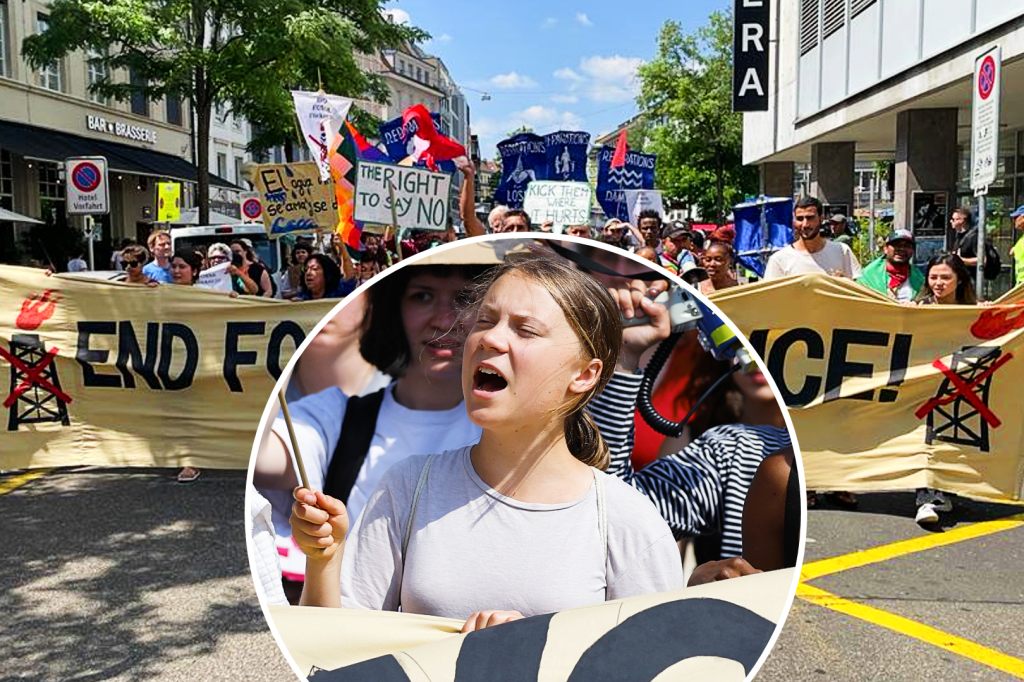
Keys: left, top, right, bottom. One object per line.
{"left": 473, "top": 365, "right": 509, "bottom": 393}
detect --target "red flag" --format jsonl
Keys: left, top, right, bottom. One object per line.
{"left": 610, "top": 129, "right": 628, "bottom": 168}
{"left": 402, "top": 104, "right": 467, "bottom": 170}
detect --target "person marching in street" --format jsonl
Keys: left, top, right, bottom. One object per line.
{"left": 949, "top": 206, "right": 980, "bottom": 281}
{"left": 857, "top": 229, "right": 926, "bottom": 302}
{"left": 764, "top": 196, "right": 861, "bottom": 280}
{"left": 121, "top": 244, "right": 157, "bottom": 286}
{"left": 1010, "top": 205, "right": 1024, "bottom": 287}
{"left": 828, "top": 214, "right": 854, "bottom": 246}
{"left": 143, "top": 230, "right": 173, "bottom": 283}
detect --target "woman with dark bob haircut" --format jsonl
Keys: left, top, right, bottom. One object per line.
{"left": 256, "top": 262, "right": 492, "bottom": 562}
{"left": 914, "top": 252, "right": 978, "bottom": 305}
{"left": 297, "top": 253, "right": 347, "bottom": 300}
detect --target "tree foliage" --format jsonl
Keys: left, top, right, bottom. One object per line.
{"left": 636, "top": 11, "right": 757, "bottom": 223}
{"left": 23, "top": 0, "right": 424, "bottom": 222}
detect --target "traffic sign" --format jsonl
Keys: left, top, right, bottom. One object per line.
{"left": 240, "top": 192, "right": 263, "bottom": 223}
{"left": 157, "top": 182, "right": 181, "bottom": 223}
{"left": 65, "top": 157, "right": 109, "bottom": 215}
{"left": 971, "top": 46, "right": 1001, "bottom": 192}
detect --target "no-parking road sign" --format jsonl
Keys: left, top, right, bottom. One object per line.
{"left": 239, "top": 192, "right": 263, "bottom": 223}
{"left": 971, "top": 46, "right": 1001, "bottom": 192}
{"left": 65, "top": 157, "right": 109, "bottom": 214}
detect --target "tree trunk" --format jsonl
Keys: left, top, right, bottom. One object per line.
{"left": 284, "top": 138, "right": 294, "bottom": 163}
{"left": 195, "top": 67, "right": 211, "bottom": 226}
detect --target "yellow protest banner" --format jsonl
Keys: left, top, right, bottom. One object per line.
{"left": 711, "top": 274, "right": 1024, "bottom": 501}
{"left": 0, "top": 266, "right": 335, "bottom": 470}
{"left": 250, "top": 161, "right": 338, "bottom": 236}
{"left": 268, "top": 569, "right": 794, "bottom": 681}
{"left": 156, "top": 181, "right": 181, "bottom": 223}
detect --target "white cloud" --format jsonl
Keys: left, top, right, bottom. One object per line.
{"left": 550, "top": 93, "right": 579, "bottom": 104}
{"left": 489, "top": 71, "right": 538, "bottom": 89}
{"left": 541, "top": 17, "right": 558, "bottom": 29}
{"left": 434, "top": 33, "right": 452, "bottom": 43}
{"left": 576, "top": 12, "right": 593, "bottom": 27}
{"left": 383, "top": 8, "right": 410, "bottom": 25}
{"left": 555, "top": 54, "right": 644, "bottom": 103}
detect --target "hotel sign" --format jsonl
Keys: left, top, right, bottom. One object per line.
{"left": 85, "top": 115, "right": 158, "bottom": 145}
{"left": 733, "top": 0, "right": 770, "bottom": 112}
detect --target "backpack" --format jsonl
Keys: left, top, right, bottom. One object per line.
{"left": 983, "top": 242, "right": 1002, "bottom": 281}
{"left": 323, "top": 388, "right": 386, "bottom": 503}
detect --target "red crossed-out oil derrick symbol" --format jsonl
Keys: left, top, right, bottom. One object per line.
{"left": 4, "top": 290, "right": 72, "bottom": 430}
{"left": 914, "top": 346, "right": 1012, "bottom": 452}
{"left": 16, "top": 289, "right": 59, "bottom": 330}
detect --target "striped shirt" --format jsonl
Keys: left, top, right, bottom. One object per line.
{"left": 590, "top": 371, "right": 791, "bottom": 559}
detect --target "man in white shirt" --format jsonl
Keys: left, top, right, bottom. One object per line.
{"left": 764, "top": 197, "right": 862, "bottom": 280}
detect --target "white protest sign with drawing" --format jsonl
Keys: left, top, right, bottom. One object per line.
{"left": 622, "top": 189, "right": 664, "bottom": 225}
{"left": 196, "top": 262, "right": 232, "bottom": 293}
{"left": 291, "top": 90, "right": 353, "bottom": 181}
{"left": 522, "top": 181, "right": 591, "bottom": 231}
{"left": 354, "top": 161, "right": 451, "bottom": 231}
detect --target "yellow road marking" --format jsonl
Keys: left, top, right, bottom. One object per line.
{"left": 798, "top": 583, "right": 1024, "bottom": 679}
{"left": 802, "top": 514, "right": 1024, "bottom": 581}
{"left": 0, "top": 469, "right": 50, "bottom": 495}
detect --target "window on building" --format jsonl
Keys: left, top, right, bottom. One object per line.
{"left": 37, "top": 161, "right": 67, "bottom": 230}
{"left": 234, "top": 156, "right": 243, "bottom": 184}
{"left": 0, "top": 2, "right": 9, "bottom": 78}
{"left": 416, "top": 66, "right": 422, "bottom": 82}
{"left": 36, "top": 15, "right": 62, "bottom": 91}
{"left": 799, "top": 0, "right": 820, "bottom": 56}
{"left": 129, "top": 68, "right": 148, "bottom": 116}
{"left": 166, "top": 94, "right": 182, "bottom": 125}
{"left": 217, "top": 153, "right": 227, "bottom": 179}
{"left": 86, "top": 49, "right": 109, "bottom": 105}
{"left": 0, "top": 149, "right": 13, "bottom": 207}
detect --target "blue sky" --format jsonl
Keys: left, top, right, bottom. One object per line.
{"left": 383, "top": 1, "right": 728, "bottom": 158}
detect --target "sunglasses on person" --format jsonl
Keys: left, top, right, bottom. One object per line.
{"left": 123, "top": 260, "right": 141, "bottom": 269}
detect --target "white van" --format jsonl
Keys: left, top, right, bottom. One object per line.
{"left": 169, "top": 224, "right": 284, "bottom": 273}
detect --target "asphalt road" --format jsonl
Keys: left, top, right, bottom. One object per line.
{"left": 0, "top": 467, "right": 295, "bottom": 681}
{"left": 757, "top": 492, "right": 1024, "bottom": 681}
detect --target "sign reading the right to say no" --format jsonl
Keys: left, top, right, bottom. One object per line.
{"left": 354, "top": 161, "right": 451, "bottom": 231}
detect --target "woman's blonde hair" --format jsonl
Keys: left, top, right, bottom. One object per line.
{"left": 462, "top": 252, "right": 622, "bottom": 469}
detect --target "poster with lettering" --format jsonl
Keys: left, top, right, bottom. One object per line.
{"left": 377, "top": 112, "right": 455, "bottom": 172}
{"left": 544, "top": 131, "right": 590, "bottom": 183}
{"left": 251, "top": 162, "right": 338, "bottom": 236}
{"left": 354, "top": 161, "right": 451, "bottom": 230}
{"left": 522, "top": 182, "right": 592, "bottom": 230}
{"left": 622, "top": 189, "right": 664, "bottom": 226}
{"left": 494, "top": 133, "right": 547, "bottom": 209}
{"left": 596, "top": 146, "right": 657, "bottom": 221}
{"left": 291, "top": 90, "right": 353, "bottom": 181}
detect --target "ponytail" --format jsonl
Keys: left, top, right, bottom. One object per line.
{"left": 564, "top": 408, "right": 609, "bottom": 471}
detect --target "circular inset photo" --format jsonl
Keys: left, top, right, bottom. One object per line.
{"left": 246, "top": 234, "right": 803, "bottom": 681}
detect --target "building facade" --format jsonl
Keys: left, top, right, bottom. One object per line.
{"left": 744, "top": 0, "right": 1024, "bottom": 293}
{"left": 0, "top": 1, "right": 239, "bottom": 266}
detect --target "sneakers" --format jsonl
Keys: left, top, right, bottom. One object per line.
{"left": 915, "top": 503, "right": 939, "bottom": 525}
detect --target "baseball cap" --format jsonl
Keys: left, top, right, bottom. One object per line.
{"left": 665, "top": 224, "right": 692, "bottom": 240}
{"left": 1010, "top": 205, "right": 1024, "bottom": 218}
{"left": 886, "top": 229, "right": 915, "bottom": 244}
{"left": 829, "top": 213, "right": 848, "bottom": 223}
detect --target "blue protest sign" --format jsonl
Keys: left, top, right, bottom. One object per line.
{"left": 494, "top": 133, "right": 547, "bottom": 208}
{"left": 544, "top": 130, "right": 590, "bottom": 183}
{"left": 733, "top": 196, "right": 794, "bottom": 277}
{"left": 378, "top": 112, "right": 455, "bottom": 172}
{"left": 595, "top": 146, "right": 657, "bottom": 221}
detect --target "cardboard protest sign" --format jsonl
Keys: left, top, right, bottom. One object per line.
{"left": 196, "top": 263, "right": 232, "bottom": 293}
{"left": 251, "top": 162, "right": 338, "bottom": 236}
{"left": 711, "top": 274, "right": 1024, "bottom": 501}
{"left": 268, "top": 569, "right": 794, "bottom": 681}
{"left": 622, "top": 189, "right": 664, "bottom": 225}
{"left": 291, "top": 90, "right": 353, "bottom": 181}
{"left": 522, "top": 181, "right": 591, "bottom": 230}
{"left": 0, "top": 266, "right": 335, "bottom": 470}
{"left": 354, "top": 161, "right": 451, "bottom": 231}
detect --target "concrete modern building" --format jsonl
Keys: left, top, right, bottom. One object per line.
{"left": 0, "top": 1, "right": 234, "bottom": 266}
{"left": 744, "top": 0, "right": 1024, "bottom": 292}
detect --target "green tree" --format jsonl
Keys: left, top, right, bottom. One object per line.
{"left": 636, "top": 11, "right": 757, "bottom": 223}
{"left": 23, "top": 0, "right": 424, "bottom": 224}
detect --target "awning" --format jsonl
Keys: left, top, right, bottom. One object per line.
{"left": 0, "top": 207, "right": 43, "bottom": 224}
{"left": 0, "top": 119, "right": 237, "bottom": 188}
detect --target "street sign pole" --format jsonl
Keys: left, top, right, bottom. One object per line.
{"left": 970, "top": 45, "right": 1001, "bottom": 300}
{"left": 84, "top": 216, "right": 95, "bottom": 270}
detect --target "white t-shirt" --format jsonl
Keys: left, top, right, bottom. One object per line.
{"left": 342, "top": 447, "right": 683, "bottom": 619}
{"left": 763, "top": 240, "right": 862, "bottom": 280}
{"left": 67, "top": 257, "right": 88, "bottom": 272}
{"left": 269, "top": 384, "right": 481, "bottom": 531}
